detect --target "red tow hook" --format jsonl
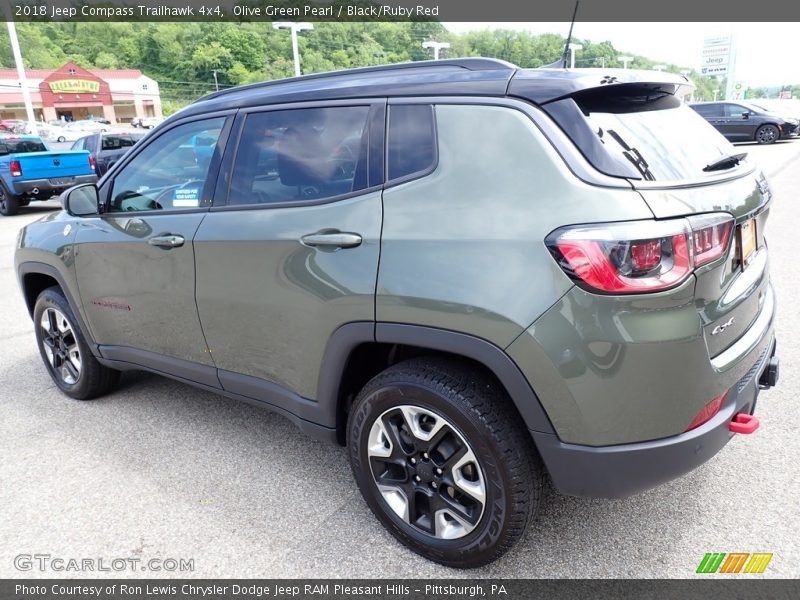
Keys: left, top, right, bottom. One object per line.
{"left": 729, "top": 413, "right": 760, "bottom": 434}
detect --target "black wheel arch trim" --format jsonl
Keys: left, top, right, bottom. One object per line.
{"left": 316, "top": 322, "right": 556, "bottom": 436}
{"left": 17, "top": 261, "right": 99, "bottom": 355}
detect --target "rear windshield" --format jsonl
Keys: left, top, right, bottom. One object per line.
{"left": 559, "top": 86, "right": 738, "bottom": 182}
{"left": 0, "top": 139, "right": 47, "bottom": 153}
{"left": 101, "top": 134, "right": 143, "bottom": 150}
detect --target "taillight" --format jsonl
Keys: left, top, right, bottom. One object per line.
{"left": 89, "top": 155, "right": 96, "bottom": 171}
{"left": 688, "top": 214, "right": 733, "bottom": 267}
{"left": 685, "top": 391, "right": 727, "bottom": 431}
{"left": 547, "top": 213, "right": 734, "bottom": 294}
{"left": 10, "top": 159, "right": 21, "bottom": 177}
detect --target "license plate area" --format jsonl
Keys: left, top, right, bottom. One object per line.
{"left": 49, "top": 177, "right": 74, "bottom": 186}
{"left": 738, "top": 218, "right": 757, "bottom": 268}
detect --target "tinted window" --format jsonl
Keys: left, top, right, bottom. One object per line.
{"left": 578, "top": 93, "right": 735, "bottom": 181}
{"left": 109, "top": 117, "right": 224, "bottom": 213}
{"left": 724, "top": 104, "right": 749, "bottom": 118}
{"left": 692, "top": 104, "right": 722, "bottom": 117}
{"left": 388, "top": 104, "right": 436, "bottom": 180}
{"left": 229, "top": 106, "right": 369, "bottom": 206}
{"left": 71, "top": 138, "right": 85, "bottom": 151}
{"left": 101, "top": 134, "right": 144, "bottom": 151}
{"left": 1, "top": 139, "right": 48, "bottom": 153}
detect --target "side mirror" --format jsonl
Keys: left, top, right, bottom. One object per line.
{"left": 742, "top": 111, "right": 750, "bottom": 119}
{"left": 62, "top": 183, "right": 100, "bottom": 217}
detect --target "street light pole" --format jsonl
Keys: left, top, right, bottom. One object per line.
{"left": 6, "top": 21, "right": 37, "bottom": 134}
{"left": 619, "top": 55, "right": 633, "bottom": 69}
{"left": 422, "top": 41, "right": 450, "bottom": 60}
{"left": 273, "top": 21, "right": 314, "bottom": 77}
{"left": 212, "top": 69, "right": 219, "bottom": 91}
{"left": 568, "top": 43, "right": 583, "bottom": 69}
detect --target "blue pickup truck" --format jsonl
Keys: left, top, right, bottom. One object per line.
{"left": 0, "top": 135, "right": 97, "bottom": 216}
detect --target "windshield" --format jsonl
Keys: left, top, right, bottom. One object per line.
{"left": 580, "top": 99, "right": 736, "bottom": 181}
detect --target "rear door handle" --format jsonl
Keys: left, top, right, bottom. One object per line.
{"left": 148, "top": 234, "right": 185, "bottom": 248}
{"left": 300, "top": 231, "right": 362, "bottom": 249}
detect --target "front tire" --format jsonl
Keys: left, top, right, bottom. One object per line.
{"left": 348, "top": 357, "right": 542, "bottom": 568}
{"left": 756, "top": 124, "right": 779, "bottom": 144}
{"left": 57, "top": 136, "right": 66, "bottom": 142}
{"left": 33, "top": 286, "right": 120, "bottom": 400}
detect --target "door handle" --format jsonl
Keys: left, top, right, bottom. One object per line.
{"left": 300, "top": 231, "right": 362, "bottom": 249}
{"left": 148, "top": 234, "right": 185, "bottom": 248}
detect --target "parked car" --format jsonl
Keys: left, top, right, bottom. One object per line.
{"left": 690, "top": 101, "right": 799, "bottom": 143}
{"left": 86, "top": 115, "right": 112, "bottom": 125}
{"left": 130, "top": 117, "right": 143, "bottom": 128}
{"left": 71, "top": 119, "right": 109, "bottom": 133}
{"left": 748, "top": 98, "right": 800, "bottom": 123}
{"left": 0, "top": 119, "right": 26, "bottom": 133}
{"left": 71, "top": 131, "right": 146, "bottom": 176}
{"left": 0, "top": 134, "right": 96, "bottom": 215}
{"left": 14, "top": 60, "right": 779, "bottom": 567}
{"left": 140, "top": 116, "right": 164, "bottom": 129}
{"left": 44, "top": 122, "right": 94, "bottom": 143}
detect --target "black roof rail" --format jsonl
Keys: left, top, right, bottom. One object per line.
{"left": 197, "top": 58, "right": 518, "bottom": 103}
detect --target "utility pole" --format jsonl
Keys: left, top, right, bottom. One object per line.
{"left": 6, "top": 21, "right": 37, "bottom": 134}
{"left": 619, "top": 55, "right": 633, "bottom": 69}
{"left": 568, "top": 43, "right": 583, "bottom": 69}
{"left": 422, "top": 41, "right": 450, "bottom": 60}
{"left": 273, "top": 22, "right": 314, "bottom": 77}
{"left": 212, "top": 70, "right": 219, "bottom": 91}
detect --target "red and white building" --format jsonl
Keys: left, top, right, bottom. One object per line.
{"left": 0, "top": 62, "right": 162, "bottom": 124}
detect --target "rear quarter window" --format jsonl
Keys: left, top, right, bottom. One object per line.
{"left": 387, "top": 104, "right": 436, "bottom": 181}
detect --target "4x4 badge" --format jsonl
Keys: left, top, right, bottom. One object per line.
{"left": 712, "top": 317, "right": 735, "bottom": 335}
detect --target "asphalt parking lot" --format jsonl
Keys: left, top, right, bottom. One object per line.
{"left": 1, "top": 141, "right": 798, "bottom": 579}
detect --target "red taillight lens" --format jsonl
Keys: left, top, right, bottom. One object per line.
{"left": 10, "top": 159, "right": 21, "bottom": 177}
{"left": 685, "top": 391, "right": 727, "bottom": 431}
{"left": 548, "top": 214, "right": 735, "bottom": 294}
{"left": 688, "top": 214, "right": 734, "bottom": 267}
{"left": 89, "top": 155, "right": 96, "bottom": 171}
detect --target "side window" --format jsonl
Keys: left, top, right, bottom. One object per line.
{"left": 102, "top": 135, "right": 137, "bottom": 151}
{"left": 724, "top": 104, "right": 747, "bottom": 118}
{"left": 387, "top": 104, "right": 436, "bottom": 181}
{"left": 229, "top": 106, "right": 370, "bottom": 206}
{"left": 108, "top": 117, "right": 225, "bottom": 213}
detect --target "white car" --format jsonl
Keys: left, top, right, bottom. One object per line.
{"left": 47, "top": 123, "right": 93, "bottom": 143}
{"left": 141, "top": 117, "right": 165, "bottom": 129}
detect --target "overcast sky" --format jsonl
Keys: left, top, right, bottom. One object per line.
{"left": 444, "top": 23, "right": 798, "bottom": 87}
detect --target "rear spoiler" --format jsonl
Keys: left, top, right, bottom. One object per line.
{"left": 508, "top": 68, "right": 693, "bottom": 105}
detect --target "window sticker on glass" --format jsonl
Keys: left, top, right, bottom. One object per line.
{"left": 173, "top": 187, "right": 200, "bottom": 207}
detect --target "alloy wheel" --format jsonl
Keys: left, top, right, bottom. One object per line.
{"left": 367, "top": 405, "right": 486, "bottom": 540}
{"left": 39, "top": 307, "right": 82, "bottom": 385}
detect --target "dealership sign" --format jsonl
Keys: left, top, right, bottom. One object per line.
{"left": 48, "top": 79, "right": 100, "bottom": 93}
{"left": 701, "top": 36, "right": 733, "bottom": 76}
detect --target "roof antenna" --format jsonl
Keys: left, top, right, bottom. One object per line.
{"left": 561, "top": 0, "right": 581, "bottom": 68}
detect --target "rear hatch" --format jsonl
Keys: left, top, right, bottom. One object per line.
{"left": 12, "top": 150, "right": 94, "bottom": 181}
{"left": 521, "top": 74, "right": 772, "bottom": 361}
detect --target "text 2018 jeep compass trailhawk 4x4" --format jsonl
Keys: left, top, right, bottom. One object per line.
{"left": 15, "top": 59, "right": 780, "bottom": 568}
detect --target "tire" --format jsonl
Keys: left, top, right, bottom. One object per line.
{"left": 756, "top": 124, "right": 779, "bottom": 144}
{"left": 33, "top": 286, "right": 120, "bottom": 400}
{"left": 18, "top": 199, "right": 30, "bottom": 207}
{"left": 0, "top": 185, "right": 20, "bottom": 216}
{"left": 57, "top": 136, "right": 66, "bottom": 143}
{"left": 348, "top": 357, "right": 542, "bottom": 568}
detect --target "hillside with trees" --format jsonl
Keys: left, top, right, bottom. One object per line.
{"left": 0, "top": 21, "right": 792, "bottom": 113}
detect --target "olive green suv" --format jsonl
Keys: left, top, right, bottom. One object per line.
{"left": 15, "top": 59, "right": 779, "bottom": 568}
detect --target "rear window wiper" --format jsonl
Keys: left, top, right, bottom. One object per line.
{"left": 606, "top": 129, "right": 656, "bottom": 181}
{"left": 703, "top": 152, "right": 748, "bottom": 172}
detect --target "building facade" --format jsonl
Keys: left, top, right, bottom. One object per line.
{"left": 0, "top": 62, "right": 161, "bottom": 123}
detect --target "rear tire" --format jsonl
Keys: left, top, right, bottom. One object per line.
{"left": 347, "top": 357, "right": 542, "bottom": 568}
{"left": 33, "top": 286, "right": 120, "bottom": 400}
{"left": 756, "top": 124, "right": 779, "bottom": 144}
{"left": 0, "top": 186, "right": 20, "bottom": 216}
{"left": 57, "top": 136, "right": 66, "bottom": 143}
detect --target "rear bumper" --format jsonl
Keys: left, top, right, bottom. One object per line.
{"left": 533, "top": 335, "right": 777, "bottom": 498}
{"left": 12, "top": 175, "right": 97, "bottom": 197}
